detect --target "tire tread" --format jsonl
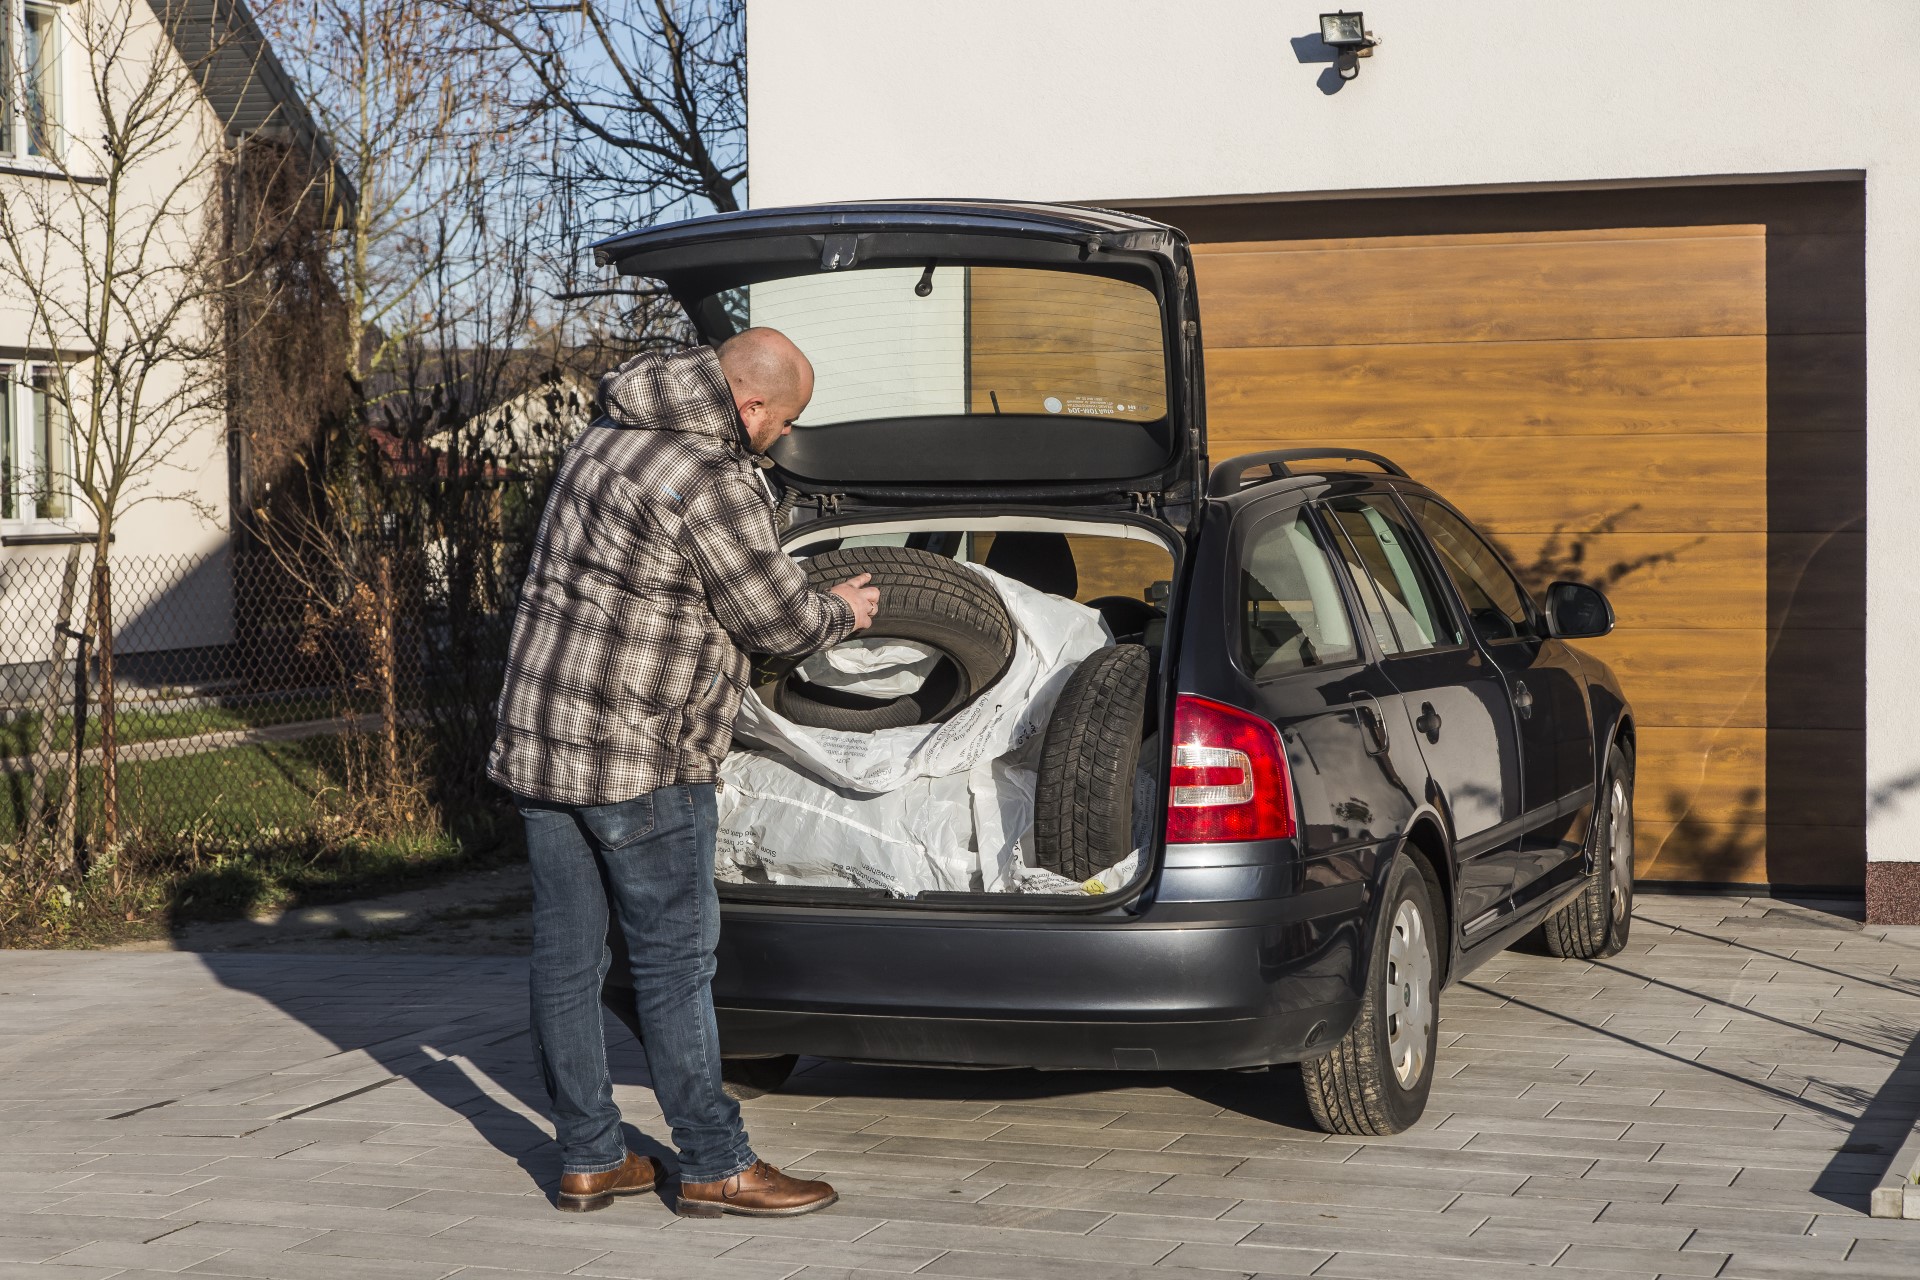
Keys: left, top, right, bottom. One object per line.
{"left": 1033, "top": 644, "right": 1150, "bottom": 883}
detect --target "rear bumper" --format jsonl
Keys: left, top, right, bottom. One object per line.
{"left": 712, "top": 1004, "right": 1342, "bottom": 1072}
{"left": 678, "top": 867, "right": 1376, "bottom": 1071}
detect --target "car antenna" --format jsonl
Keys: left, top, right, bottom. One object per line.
{"left": 914, "top": 262, "right": 936, "bottom": 297}
{"left": 989, "top": 390, "right": 1002, "bottom": 414}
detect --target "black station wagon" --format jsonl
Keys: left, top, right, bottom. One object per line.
{"left": 593, "top": 201, "right": 1635, "bottom": 1134}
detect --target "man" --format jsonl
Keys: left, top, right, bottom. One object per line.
{"left": 489, "top": 328, "right": 879, "bottom": 1217}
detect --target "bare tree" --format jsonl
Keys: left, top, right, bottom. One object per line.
{"left": 254, "top": 0, "right": 513, "bottom": 388}
{"left": 0, "top": 0, "right": 322, "bottom": 872}
{"left": 455, "top": 0, "right": 744, "bottom": 223}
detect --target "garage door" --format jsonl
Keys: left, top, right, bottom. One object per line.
{"left": 1191, "top": 212, "right": 1857, "bottom": 889}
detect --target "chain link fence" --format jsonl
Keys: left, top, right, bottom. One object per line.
{"left": 0, "top": 540, "right": 515, "bottom": 866}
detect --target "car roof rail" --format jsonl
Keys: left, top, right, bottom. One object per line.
{"left": 1207, "top": 448, "right": 1409, "bottom": 498}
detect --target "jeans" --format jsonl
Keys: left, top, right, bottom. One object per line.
{"left": 520, "top": 783, "right": 755, "bottom": 1182}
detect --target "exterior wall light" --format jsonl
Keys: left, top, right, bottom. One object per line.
{"left": 1319, "top": 11, "right": 1380, "bottom": 80}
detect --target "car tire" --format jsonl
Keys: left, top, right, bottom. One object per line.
{"left": 766, "top": 546, "right": 1015, "bottom": 732}
{"left": 720, "top": 1055, "right": 799, "bottom": 1101}
{"left": 1301, "top": 852, "right": 1440, "bottom": 1136}
{"left": 1542, "top": 742, "right": 1635, "bottom": 960}
{"left": 1033, "top": 644, "right": 1150, "bottom": 884}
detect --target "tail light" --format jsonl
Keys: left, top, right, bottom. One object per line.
{"left": 1165, "top": 695, "right": 1296, "bottom": 842}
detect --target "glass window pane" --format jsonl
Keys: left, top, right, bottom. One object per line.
{"left": 1, "top": 370, "right": 13, "bottom": 519}
{"left": 1405, "top": 495, "right": 1532, "bottom": 644}
{"left": 712, "top": 265, "right": 1167, "bottom": 428}
{"left": 2, "top": 5, "right": 14, "bottom": 156}
{"left": 25, "top": 3, "right": 56, "bottom": 158}
{"left": 32, "top": 371, "right": 69, "bottom": 519}
{"left": 1240, "top": 509, "right": 1357, "bottom": 678}
{"left": 1326, "top": 496, "right": 1459, "bottom": 655}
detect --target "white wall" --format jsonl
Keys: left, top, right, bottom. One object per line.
{"left": 747, "top": 0, "right": 1920, "bottom": 866}
{"left": 0, "top": 0, "right": 235, "bottom": 654}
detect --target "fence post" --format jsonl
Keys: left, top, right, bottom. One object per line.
{"left": 94, "top": 555, "right": 120, "bottom": 881}
{"left": 57, "top": 595, "right": 91, "bottom": 877}
{"left": 376, "top": 548, "right": 399, "bottom": 795}
{"left": 26, "top": 546, "right": 83, "bottom": 873}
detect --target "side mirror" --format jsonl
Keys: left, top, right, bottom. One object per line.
{"left": 1545, "top": 581, "right": 1614, "bottom": 639}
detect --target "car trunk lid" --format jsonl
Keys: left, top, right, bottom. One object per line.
{"left": 591, "top": 201, "right": 1208, "bottom": 522}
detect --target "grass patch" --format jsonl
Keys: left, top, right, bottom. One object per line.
{"left": 0, "top": 695, "right": 341, "bottom": 759}
{"left": 0, "top": 732, "right": 518, "bottom": 948}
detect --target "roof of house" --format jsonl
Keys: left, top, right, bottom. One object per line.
{"left": 152, "top": 0, "right": 356, "bottom": 211}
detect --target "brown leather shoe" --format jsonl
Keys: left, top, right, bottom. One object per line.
{"left": 676, "top": 1160, "right": 837, "bottom": 1218}
{"left": 555, "top": 1152, "right": 660, "bottom": 1212}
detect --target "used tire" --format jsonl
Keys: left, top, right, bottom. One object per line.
{"left": 765, "top": 546, "right": 1015, "bottom": 732}
{"left": 1033, "top": 644, "right": 1151, "bottom": 883}
{"left": 1301, "top": 852, "right": 1440, "bottom": 1136}
{"left": 1542, "top": 742, "right": 1634, "bottom": 960}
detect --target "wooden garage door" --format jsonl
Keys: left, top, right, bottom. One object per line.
{"left": 1195, "top": 225, "right": 1786, "bottom": 885}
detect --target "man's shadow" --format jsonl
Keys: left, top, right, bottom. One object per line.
{"left": 192, "top": 941, "right": 677, "bottom": 1209}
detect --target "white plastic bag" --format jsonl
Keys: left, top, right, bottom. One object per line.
{"left": 792, "top": 637, "right": 940, "bottom": 698}
{"left": 717, "top": 562, "right": 1111, "bottom": 896}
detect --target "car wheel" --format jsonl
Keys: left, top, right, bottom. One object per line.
{"left": 766, "top": 546, "right": 1015, "bottom": 731}
{"left": 720, "top": 1055, "right": 799, "bottom": 1102}
{"left": 1301, "top": 853, "right": 1439, "bottom": 1136}
{"left": 1033, "top": 644, "right": 1150, "bottom": 883}
{"left": 1542, "top": 742, "right": 1634, "bottom": 960}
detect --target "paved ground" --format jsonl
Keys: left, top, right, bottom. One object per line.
{"left": 4, "top": 892, "right": 1919, "bottom": 1280}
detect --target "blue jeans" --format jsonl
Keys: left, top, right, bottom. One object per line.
{"left": 520, "top": 783, "right": 755, "bottom": 1182}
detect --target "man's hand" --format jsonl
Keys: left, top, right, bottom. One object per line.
{"left": 830, "top": 573, "right": 880, "bottom": 631}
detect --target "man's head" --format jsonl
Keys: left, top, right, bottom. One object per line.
{"left": 717, "top": 327, "right": 814, "bottom": 454}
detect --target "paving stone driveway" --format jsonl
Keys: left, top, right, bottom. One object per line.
{"left": 3, "top": 893, "right": 1918, "bottom": 1280}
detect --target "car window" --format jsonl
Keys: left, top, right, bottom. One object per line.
{"left": 1324, "top": 496, "right": 1460, "bottom": 655}
{"left": 1240, "top": 510, "right": 1358, "bottom": 679}
{"left": 1404, "top": 495, "right": 1534, "bottom": 644}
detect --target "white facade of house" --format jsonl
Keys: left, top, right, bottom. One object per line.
{"left": 744, "top": 0, "right": 1920, "bottom": 877}
{"left": 0, "top": 0, "right": 288, "bottom": 666}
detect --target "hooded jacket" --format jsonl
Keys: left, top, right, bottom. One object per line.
{"left": 488, "top": 346, "right": 855, "bottom": 807}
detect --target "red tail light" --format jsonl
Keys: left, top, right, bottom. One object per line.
{"left": 1165, "top": 695, "right": 1296, "bottom": 842}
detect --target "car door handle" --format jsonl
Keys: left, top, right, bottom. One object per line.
{"left": 1354, "top": 700, "right": 1390, "bottom": 757}
{"left": 1513, "top": 680, "right": 1534, "bottom": 718}
{"left": 1415, "top": 702, "right": 1442, "bottom": 743}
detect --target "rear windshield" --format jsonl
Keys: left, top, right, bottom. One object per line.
{"left": 706, "top": 266, "right": 1168, "bottom": 427}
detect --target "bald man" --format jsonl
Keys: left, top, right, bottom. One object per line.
{"left": 490, "top": 329, "right": 877, "bottom": 1218}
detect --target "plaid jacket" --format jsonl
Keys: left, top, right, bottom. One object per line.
{"left": 488, "top": 347, "right": 855, "bottom": 806}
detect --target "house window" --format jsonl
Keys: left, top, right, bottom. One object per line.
{"left": 22, "top": 2, "right": 55, "bottom": 157}
{"left": 0, "top": 366, "right": 75, "bottom": 524}
{"left": 0, "top": 368, "right": 12, "bottom": 520}
{"left": 2, "top": 1, "right": 60, "bottom": 159}
{"left": 31, "top": 370, "right": 69, "bottom": 518}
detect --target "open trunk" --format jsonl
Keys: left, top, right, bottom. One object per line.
{"left": 715, "top": 510, "right": 1181, "bottom": 911}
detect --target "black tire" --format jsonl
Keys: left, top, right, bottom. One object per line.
{"left": 720, "top": 1055, "right": 798, "bottom": 1101}
{"left": 766, "top": 546, "right": 1015, "bottom": 732}
{"left": 1301, "top": 853, "right": 1440, "bottom": 1136}
{"left": 1543, "top": 743, "right": 1634, "bottom": 960}
{"left": 1032, "top": 644, "right": 1150, "bottom": 883}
